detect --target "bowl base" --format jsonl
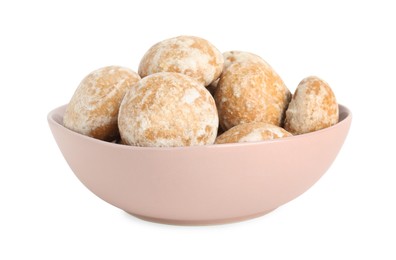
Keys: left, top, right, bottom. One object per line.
{"left": 127, "top": 208, "right": 277, "bottom": 226}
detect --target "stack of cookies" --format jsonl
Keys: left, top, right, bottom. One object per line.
{"left": 63, "top": 35, "right": 339, "bottom": 147}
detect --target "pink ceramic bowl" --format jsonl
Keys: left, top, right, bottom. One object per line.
{"left": 48, "top": 104, "right": 351, "bottom": 225}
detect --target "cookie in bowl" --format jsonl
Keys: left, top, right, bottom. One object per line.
{"left": 138, "top": 35, "right": 224, "bottom": 87}
{"left": 285, "top": 76, "right": 338, "bottom": 135}
{"left": 215, "top": 122, "right": 292, "bottom": 144}
{"left": 63, "top": 66, "right": 140, "bottom": 141}
{"left": 215, "top": 59, "right": 291, "bottom": 130}
{"left": 118, "top": 72, "right": 219, "bottom": 147}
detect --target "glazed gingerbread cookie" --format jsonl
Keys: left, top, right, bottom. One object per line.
{"left": 215, "top": 122, "right": 292, "bottom": 144}
{"left": 63, "top": 66, "right": 140, "bottom": 141}
{"left": 214, "top": 59, "right": 291, "bottom": 130}
{"left": 284, "top": 76, "right": 338, "bottom": 135}
{"left": 138, "top": 36, "right": 223, "bottom": 87}
{"left": 118, "top": 72, "right": 219, "bottom": 147}
{"left": 207, "top": 51, "right": 264, "bottom": 95}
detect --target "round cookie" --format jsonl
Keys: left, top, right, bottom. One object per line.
{"left": 215, "top": 122, "right": 292, "bottom": 144}
{"left": 138, "top": 35, "right": 224, "bottom": 86}
{"left": 118, "top": 72, "right": 219, "bottom": 147}
{"left": 223, "top": 50, "right": 264, "bottom": 69}
{"left": 63, "top": 66, "right": 140, "bottom": 141}
{"left": 284, "top": 76, "right": 338, "bottom": 135}
{"left": 214, "top": 60, "right": 291, "bottom": 130}
{"left": 207, "top": 51, "right": 264, "bottom": 95}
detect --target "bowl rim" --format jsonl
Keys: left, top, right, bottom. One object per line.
{"left": 48, "top": 104, "right": 352, "bottom": 151}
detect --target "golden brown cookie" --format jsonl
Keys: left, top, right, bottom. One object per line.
{"left": 118, "top": 72, "right": 219, "bottom": 147}
{"left": 215, "top": 122, "right": 292, "bottom": 144}
{"left": 63, "top": 66, "right": 140, "bottom": 141}
{"left": 214, "top": 60, "right": 291, "bottom": 130}
{"left": 207, "top": 51, "right": 263, "bottom": 95}
{"left": 138, "top": 36, "right": 223, "bottom": 87}
{"left": 223, "top": 51, "right": 264, "bottom": 69}
{"left": 284, "top": 76, "right": 338, "bottom": 135}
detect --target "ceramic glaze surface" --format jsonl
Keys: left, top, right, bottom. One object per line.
{"left": 48, "top": 105, "right": 351, "bottom": 225}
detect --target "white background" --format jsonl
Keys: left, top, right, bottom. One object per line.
{"left": 1, "top": 0, "right": 395, "bottom": 259}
